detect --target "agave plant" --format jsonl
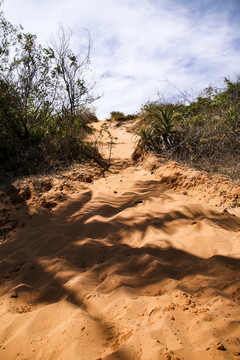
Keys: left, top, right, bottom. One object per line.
{"left": 139, "top": 104, "right": 180, "bottom": 151}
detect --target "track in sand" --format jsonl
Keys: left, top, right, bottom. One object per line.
{"left": 0, "top": 122, "right": 240, "bottom": 360}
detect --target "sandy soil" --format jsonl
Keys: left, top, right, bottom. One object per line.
{"left": 0, "top": 121, "right": 240, "bottom": 360}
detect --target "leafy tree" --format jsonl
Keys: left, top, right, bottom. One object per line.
{"left": 0, "top": 1, "right": 18, "bottom": 69}
{"left": 5, "top": 32, "right": 55, "bottom": 139}
{"left": 0, "top": 78, "right": 23, "bottom": 162}
{"left": 0, "top": 8, "right": 103, "bottom": 173}
{"left": 109, "top": 111, "right": 125, "bottom": 121}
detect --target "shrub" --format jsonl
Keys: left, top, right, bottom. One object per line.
{"left": 135, "top": 102, "right": 181, "bottom": 152}
{"left": 109, "top": 111, "right": 125, "bottom": 121}
{"left": 0, "top": 8, "right": 104, "bottom": 175}
{"left": 135, "top": 78, "right": 240, "bottom": 179}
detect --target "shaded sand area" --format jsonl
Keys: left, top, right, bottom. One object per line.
{"left": 0, "top": 122, "right": 240, "bottom": 360}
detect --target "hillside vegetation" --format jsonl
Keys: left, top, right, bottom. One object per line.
{"left": 133, "top": 78, "right": 240, "bottom": 180}
{"left": 0, "top": 6, "right": 102, "bottom": 176}
{"left": 1, "top": 3, "right": 239, "bottom": 181}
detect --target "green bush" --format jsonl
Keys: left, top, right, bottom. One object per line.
{"left": 109, "top": 111, "right": 125, "bottom": 121}
{"left": 135, "top": 102, "right": 181, "bottom": 151}
{"left": 0, "top": 8, "right": 104, "bottom": 175}
{"left": 135, "top": 78, "right": 240, "bottom": 179}
{"left": 0, "top": 79, "right": 24, "bottom": 163}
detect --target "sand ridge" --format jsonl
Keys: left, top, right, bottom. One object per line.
{"left": 0, "top": 121, "right": 240, "bottom": 360}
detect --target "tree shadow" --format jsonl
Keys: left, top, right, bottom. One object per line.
{"left": 1, "top": 178, "right": 240, "bottom": 298}
{"left": 0, "top": 178, "right": 240, "bottom": 358}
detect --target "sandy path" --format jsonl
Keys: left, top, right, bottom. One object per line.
{"left": 0, "top": 123, "right": 240, "bottom": 360}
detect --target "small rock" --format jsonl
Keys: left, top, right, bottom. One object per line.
{"left": 11, "top": 186, "right": 31, "bottom": 204}
{"left": 41, "top": 200, "right": 58, "bottom": 210}
{"left": 216, "top": 343, "right": 227, "bottom": 351}
{"left": 84, "top": 175, "right": 93, "bottom": 183}
{"left": 42, "top": 180, "right": 52, "bottom": 192}
{"left": 75, "top": 174, "right": 93, "bottom": 183}
{"left": 53, "top": 193, "right": 67, "bottom": 202}
{"left": 167, "top": 352, "right": 179, "bottom": 360}
{"left": 233, "top": 351, "right": 240, "bottom": 356}
{"left": 24, "top": 186, "right": 31, "bottom": 200}
{"left": 11, "top": 292, "right": 18, "bottom": 298}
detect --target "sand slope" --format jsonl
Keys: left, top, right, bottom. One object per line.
{"left": 0, "top": 122, "right": 240, "bottom": 360}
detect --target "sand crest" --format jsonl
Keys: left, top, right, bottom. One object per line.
{"left": 0, "top": 121, "right": 240, "bottom": 360}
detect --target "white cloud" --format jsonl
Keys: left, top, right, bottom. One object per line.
{"left": 2, "top": 0, "right": 240, "bottom": 119}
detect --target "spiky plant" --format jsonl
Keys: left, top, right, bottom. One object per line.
{"left": 139, "top": 105, "right": 180, "bottom": 151}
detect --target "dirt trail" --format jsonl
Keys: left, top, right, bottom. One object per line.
{"left": 0, "top": 122, "right": 240, "bottom": 360}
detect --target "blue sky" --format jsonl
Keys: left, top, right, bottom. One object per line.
{"left": 2, "top": 0, "right": 240, "bottom": 119}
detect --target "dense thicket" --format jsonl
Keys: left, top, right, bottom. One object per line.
{"left": 0, "top": 6, "right": 101, "bottom": 175}
{"left": 135, "top": 78, "right": 240, "bottom": 179}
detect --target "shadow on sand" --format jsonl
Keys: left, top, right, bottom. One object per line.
{"left": 0, "top": 178, "right": 240, "bottom": 359}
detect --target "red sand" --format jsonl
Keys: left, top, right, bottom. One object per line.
{"left": 0, "top": 122, "right": 239, "bottom": 360}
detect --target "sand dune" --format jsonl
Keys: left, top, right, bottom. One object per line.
{"left": 0, "top": 122, "right": 240, "bottom": 360}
